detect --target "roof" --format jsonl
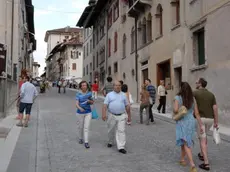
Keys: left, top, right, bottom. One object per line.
{"left": 46, "top": 36, "right": 83, "bottom": 62}
{"left": 44, "top": 27, "right": 83, "bottom": 42}
{"left": 76, "top": 5, "right": 95, "bottom": 27}
{"left": 84, "top": 0, "right": 107, "bottom": 28}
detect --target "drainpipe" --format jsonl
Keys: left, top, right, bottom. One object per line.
{"left": 105, "top": 9, "right": 109, "bottom": 82}
{"left": 134, "top": 16, "right": 138, "bottom": 102}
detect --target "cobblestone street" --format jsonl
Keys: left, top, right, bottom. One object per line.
{"left": 6, "top": 89, "right": 230, "bottom": 172}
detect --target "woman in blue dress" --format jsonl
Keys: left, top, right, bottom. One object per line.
{"left": 173, "top": 82, "right": 203, "bottom": 172}
{"left": 76, "top": 81, "right": 94, "bottom": 149}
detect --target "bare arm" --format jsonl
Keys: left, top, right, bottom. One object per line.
{"left": 102, "top": 104, "right": 107, "bottom": 121}
{"left": 213, "top": 104, "right": 218, "bottom": 127}
{"left": 194, "top": 101, "right": 203, "bottom": 127}
{"left": 173, "top": 100, "right": 179, "bottom": 114}
{"left": 76, "top": 100, "right": 84, "bottom": 112}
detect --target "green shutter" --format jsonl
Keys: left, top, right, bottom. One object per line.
{"left": 198, "top": 30, "right": 205, "bottom": 65}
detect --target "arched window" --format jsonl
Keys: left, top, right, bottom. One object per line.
{"left": 147, "top": 13, "right": 152, "bottom": 42}
{"left": 156, "top": 4, "right": 163, "bottom": 37}
{"left": 142, "top": 17, "right": 147, "bottom": 44}
{"left": 171, "top": 0, "right": 180, "bottom": 26}
{"left": 108, "top": 39, "right": 111, "bottom": 57}
{"left": 114, "top": 32, "right": 118, "bottom": 52}
{"left": 138, "top": 21, "right": 142, "bottom": 47}
{"left": 123, "top": 34, "right": 127, "bottom": 58}
{"left": 131, "top": 27, "right": 135, "bottom": 52}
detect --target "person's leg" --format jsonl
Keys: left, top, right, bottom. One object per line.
{"left": 116, "top": 114, "right": 126, "bottom": 152}
{"left": 149, "top": 104, "right": 154, "bottom": 122}
{"left": 180, "top": 145, "right": 187, "bottom": 166}
{"left": 24, "top": 103, "right": 33, "bottom": 127}
{"left": 76, "top": 114, "right": 85, "bottom": 143}
{"left": 145, "top": 106, "right": 150, "bottom": 125}
{"left": 162, "top": 96, "right": 166, "bottom": 113}
{"left": 95, "top": 91, "right": 98, "bottom": 99}
{"left": 184, "top": 143, "right": 196, "bottom": 168}
{"left": 84, "top": 113, "right": 92, "bottom": 143}
{"left": 139, "top": 104, "right": 144, "bottom": 124}
{"left": 107, "top": 113, "right": 116, "bottom": 145}
{"left": 17, "top": 102, "right": 26, "bottom": 126}
{"left": 157, "top": 97, "right": 162, "bottom": 113}
{"left": 58, "top": 86, "right": 60, "bottom": 93}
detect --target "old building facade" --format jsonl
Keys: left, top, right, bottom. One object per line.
{"left": 0, "top": 0, "right": 36, "bottom": 118}
{"left": 44, "top": 27, "right": 83, "bottom": 79}
{"left": 78, "top": 0, "right": 230, "bottom": 125}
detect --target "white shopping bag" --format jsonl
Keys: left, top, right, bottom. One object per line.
{"left": 213, "top": 128, "right": 221, "bottom": 144}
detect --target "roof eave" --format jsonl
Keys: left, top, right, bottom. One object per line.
{"left": 76, "top": 5, "right": 95, "bottom": 27}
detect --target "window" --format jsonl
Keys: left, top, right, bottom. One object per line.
{"left": 108, "top": 66, "right": 111, "bottom": 75}
{"left": 86, "top": 65, "right": 88, "bottom": 75}
{"left": 114, "top": 32, "right": 118, "bottom": 52}
{"left": 138, "top": 22, "right": 142, "bottom": 48}
{"left": 108, "top": 38, "right": 111, "bottom": 57}
{"left": 142, "top": 17, "right": 147, "bottom": 44}
{"left": 90, "top": 39, "right": 92, "bottom": 53}
{"left": 108, "top": 9, "right": 113, "bottom": 28}
{"left": 72, "top": 63, "right": 76, "bottom": 70}
{"left": 93, "top": 56, "right": 95, "bottom": 70}
{"left": 114, "top": 62, "right": 118, "bottom": 73}
{"left": 147, "top": 13, "right": 152, "bottom": 42}
{"left": 96, "top": 52, "right": 99, "bottom": 67}
{"left": 113, "top": 0, "right": 119, "bottom": 21}
{"left": 90, "top": 63, "right": 92, "bottom": 71}
{"left": 93, "top": 33, "right": 95, "bottom": 48}
{"left": 156, "top": 4, "right": 163, "bottom": 37}
{"left": 131, "top": 27, "right": 135, "bottom": 52}
{"left": 86, "top": 43, "right": 89, "bottom": 56}
{"left": 171, "top": 0, "right": 180, "bottom": 26}
{"left": 83, "top": 46, "right": 85, "bottom": 59}
{"left": 123, "top": 34, "right": 126, "bottom": 58}
{"left": 193, "top": 28, "right": 205, "bottom": 66}
{"left": 83, "top": 67, "right": 85, "bottom": 76}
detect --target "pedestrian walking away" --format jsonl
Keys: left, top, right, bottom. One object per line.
{"left": 139, "top": 84, "right": 150, "bottom": 125}
{"left": 145, "top": 79, "right": 156, "bottom": 122}
{"left": 76, "top": 81, "right": 94, "bottom": 149}
{"left": 194, "top": 78, "right": 219, "bottom": 171}
{"left": 173, "top": 82, "right": 203, "bottom": 172}
{"left": 92, "top": 80, "right": 99, "bottom": 99}
{"left": 102, "top": 81, "right": 131, "bottom": 154}
{"left": 102, "top": 76, "right": 113, "bottom": 96}
{"left": 17, "top": 76, "right": 38, "bottom": 127}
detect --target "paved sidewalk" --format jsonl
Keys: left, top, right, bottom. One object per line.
{"left": 4, "top": 88, "right": 230, "bottom": 172}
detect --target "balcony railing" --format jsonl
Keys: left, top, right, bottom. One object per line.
{"left": 127, "top": 0, "right": 152, "bottom": 17}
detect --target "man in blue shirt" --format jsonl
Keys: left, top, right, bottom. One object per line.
{"left": 145, "top": 79, "right": 156, "bottom": 123}
{"left": 102, "top": 81, "right": 130, "bottom": 154}
{"left": 17, "top": 76, "right": 38, "bottom": 127}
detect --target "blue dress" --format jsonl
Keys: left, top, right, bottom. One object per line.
{"left": 175, "top": 95, "right": 196, "bottom": 148}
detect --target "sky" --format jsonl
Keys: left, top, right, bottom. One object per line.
{"left": 33, "top": 0, "right": 88, "bottom": 75}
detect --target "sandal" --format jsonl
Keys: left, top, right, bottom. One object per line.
{"left": 199, "top": 163, "right": 210, "bottom": 171}
{"left": 179, "top": 160, "right": 187, "bottom": 166}
{"left": 190, "top": 166, "right": 197, "bottom": 172}
{"left": 198, "top": 153, "right": 204, "bottom": 161}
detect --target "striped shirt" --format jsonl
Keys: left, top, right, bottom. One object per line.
{"left": 20, "top": 82, "right": 38, "bottom": 104}
{"left": 146, "top": 85, "right": 156, "bottom": 104}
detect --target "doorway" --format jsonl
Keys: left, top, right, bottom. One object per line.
{"left": 142, "top": 68, "right": 148, "bottom": 84}
{"left": 174, "top": 67, "right": 182, "bottom": 93}
{"left": 157, "top": 60, "right": 171, "bottom": 88}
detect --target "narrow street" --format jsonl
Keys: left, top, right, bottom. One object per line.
{"left": 6, "top": 88, "right": 230, "bottom": 172}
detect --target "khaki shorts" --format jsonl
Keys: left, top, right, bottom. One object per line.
{"left": 197, "top": 118, "right": 214, "bottom": 138}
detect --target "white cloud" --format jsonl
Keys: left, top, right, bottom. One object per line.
{"left": 34, "top": 6, "right": 63, "bottom": 17}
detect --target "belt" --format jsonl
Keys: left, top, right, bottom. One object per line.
{"left": 110, "top": 112, "right": 125, "bottom": 116}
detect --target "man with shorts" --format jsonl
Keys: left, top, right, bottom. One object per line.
{"left": 17, "top": 76, "right": 38, "bottom": 127}
{"left": 194, "top": 78, "right": 218, "bottom": 171}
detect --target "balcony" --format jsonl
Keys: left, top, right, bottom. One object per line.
{"left": 127, "top": 0, "right": 152, "bottom": 18}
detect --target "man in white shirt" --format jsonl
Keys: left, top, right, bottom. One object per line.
{"left": 17, "top": 76, "right": 38, "bottom": 127}
{"left": 157, "top": 80, "right": 167, "bottom": 113}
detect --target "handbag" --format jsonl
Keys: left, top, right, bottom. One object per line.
{"left": 173, "top": 105, "right": 187, "bottom": 121}
{"left": 213, "top": 127, "right": 221, "bottom": 144}
{"left": 129, "top": 93, "right": 134, "bottom": 105}
{"left": 91, "top": 106, "right": 99, "bottom": 119}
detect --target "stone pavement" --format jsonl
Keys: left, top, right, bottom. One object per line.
{"left": 3, "top": 88, "right": 230, "bottom": 172}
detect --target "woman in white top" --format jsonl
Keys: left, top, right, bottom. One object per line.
{"left": 157, "top": 80, "right": 167, "bottom": 113}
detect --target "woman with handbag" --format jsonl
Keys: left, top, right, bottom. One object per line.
{"left": 76, "top": 81, "right": 94, "bottom": 149}
{"left": 139, "top": 84, "right": 150, "bottom": 125}
{"left": 173, "top": 82, "right": 203, "bottom": 172}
